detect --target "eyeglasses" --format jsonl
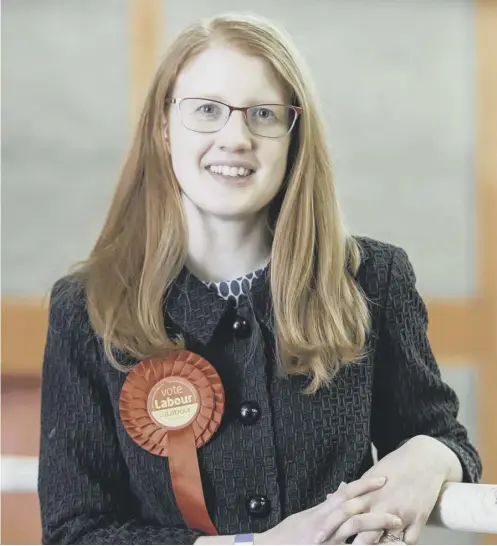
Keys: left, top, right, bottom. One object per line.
{"left": 167, "top": 97, "right": 302, "bottom": 139}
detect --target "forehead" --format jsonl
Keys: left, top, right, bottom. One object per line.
{"left": 172, "top": 45, "right": 289, "bottom": 105}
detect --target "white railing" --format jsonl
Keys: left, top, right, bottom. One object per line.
{"left": 428, "top": 481, "right": 497, "bottom": 534}
{"left": 1, "top": 455, "right": 39, "bottom": 492}
{"left": 1, "top": 456, "right": 496, "bottom": 534}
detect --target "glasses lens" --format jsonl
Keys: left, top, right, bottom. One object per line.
{"left": 247, "top": 105, "right": 296, "bottom": 137}
{"left": 178, "top": 98, "right": 229, "bottom": 133}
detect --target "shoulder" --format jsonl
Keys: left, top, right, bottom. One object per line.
{"left": 42, "top": 274, "right": 107, "bottom": 386}
{"left": 47, "top": 273, "right": 93, "bottom": 341}
{"left": 353, "top": 235, "right": 398, "bottom": 270}
{"left": 352, "top": 235, "right": 414, "bottom": 298}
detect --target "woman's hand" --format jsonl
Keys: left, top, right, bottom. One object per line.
{"left": 352, "top": 436, "right": 460, "bottom": 545}
{"left": 258, "top": 477, "right": 403, "bottom": 545}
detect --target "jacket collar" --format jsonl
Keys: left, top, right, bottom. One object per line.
{"left": 164, "top": 266, "right": 272, "bottom": 345}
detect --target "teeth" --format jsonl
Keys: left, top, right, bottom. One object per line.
{"left": 209, "top": 165, "right": 252, "bottom": 177}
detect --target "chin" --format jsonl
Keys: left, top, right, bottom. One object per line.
{"left": 204, "top": 205, "right": 256, "bottom": 220}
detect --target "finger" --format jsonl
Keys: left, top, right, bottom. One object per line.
{"left": 353, "top": 530, "right": 384, "bottom": 544}
{"left": 334, "top": 513, "right": 403, "bottom": 544}
{"left": 315, "top": 510, "right": 401, "bottom": 545}
{"left": 378, "top": 532, "right": 406, "bottom": 544}
{"left": 326, "top": 481, "right": 347, "bottom": 500}
{"left": 403, "top": 521, "right": 424, "bottom": 544}
{"left": 320, "top": 483, "right": 383, "bottom": 532}
{"left": 313, "top": 500, "right": 367, "bottom": 544}
{"left": 344, "top": 476, "right": 387, "bottom": 498}
{"left": 330, "top": 476, "right": 386, "bottom": 506}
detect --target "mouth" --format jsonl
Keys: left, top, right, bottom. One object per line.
{"left": 205, "top": 165, "right": 256, "bottom": 186}
{"left": 206, "top": 165, "right": 255, "bottom": 178}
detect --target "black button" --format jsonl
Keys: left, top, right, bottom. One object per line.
{"left": 232, "top": 316, "right": 251, "bottom": 338}
{"left": 239, "top": 401, "right": 261, "bottom": 425}
{"left": 246, "top": 495, "right": 270, "bottom": 518}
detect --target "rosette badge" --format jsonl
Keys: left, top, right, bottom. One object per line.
{"left": 148, "top": 376, "right": 200, "bottom": 430}
{"left": 119, "top": 350, "right": 224, "bottom": 535}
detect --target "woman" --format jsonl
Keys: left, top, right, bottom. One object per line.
{"left": 38, "top": 13, "right": 481, "bottom": 545}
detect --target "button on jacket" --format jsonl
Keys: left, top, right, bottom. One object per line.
{"left": 38, "top": 237, "right": 482, "bottom": 545}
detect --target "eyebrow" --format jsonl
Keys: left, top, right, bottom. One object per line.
{"left": 187, "top": 94, "right": 286, "bottom": 105}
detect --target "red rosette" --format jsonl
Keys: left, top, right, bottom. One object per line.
{"left": 119, "top": 350, "right": 225, "bottom": 457}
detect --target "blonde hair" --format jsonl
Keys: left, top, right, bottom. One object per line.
{"left": 73, "top": 13, "right": 370, "bottom": 393}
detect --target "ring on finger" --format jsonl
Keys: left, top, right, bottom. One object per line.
{"left": 381, "top": 531, "right": 405, "bottom": 543}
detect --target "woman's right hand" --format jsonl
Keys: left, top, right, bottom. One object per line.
{"left": 257, "top": 477, "right": 403, "bottom": 545}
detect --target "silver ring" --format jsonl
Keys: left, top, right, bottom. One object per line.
{"left": 381, "top": 531, "right": 405, "bottom": 543}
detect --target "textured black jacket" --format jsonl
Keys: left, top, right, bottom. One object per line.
{"left": 38, "top": 237, "right": 482, "bottom": 544}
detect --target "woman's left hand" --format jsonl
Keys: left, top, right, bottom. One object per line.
{"left": 351, "top": 436, "right": 455, "bottom": 545}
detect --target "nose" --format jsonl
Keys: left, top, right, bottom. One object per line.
{"left": 216, "top": 110, "right": 253, "bottom": 150}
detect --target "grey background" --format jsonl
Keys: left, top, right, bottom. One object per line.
{"left": 2, "top": 0, "right": 129, "bottom": 296}
{"left": 1, "top": 1, "right": 480, "bottom": 543}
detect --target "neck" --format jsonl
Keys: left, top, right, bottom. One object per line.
{"left": 182, "top": 196, "right": 271, "bottom": 282}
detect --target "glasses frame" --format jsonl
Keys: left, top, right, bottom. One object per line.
{"left": 166, "top": 97, "right": 302, "bottom": 139}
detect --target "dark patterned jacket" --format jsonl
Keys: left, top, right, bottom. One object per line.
{"left": 38, "top": 237, "right": 482, "bottom": 545}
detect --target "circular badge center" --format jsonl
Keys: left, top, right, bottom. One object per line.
{"left": 147, "top": 376, "right": 200, "bottom": 429}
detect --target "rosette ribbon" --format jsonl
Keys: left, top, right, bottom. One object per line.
{"left": 119, "top": 350, "right": 224, "bottom": 535}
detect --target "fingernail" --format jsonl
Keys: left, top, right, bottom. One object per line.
{"left": 392, "top": 516, "right": 403, "bottom": 527}
{"left": 374, "top": 476, "right": 387, "bottom": 485}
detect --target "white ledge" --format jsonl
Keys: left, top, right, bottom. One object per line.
{"left": 1, "top": 455, "right": 39, "bottom": 492}
{"left": 428, "top": 481, "right": 497, "bottom": 534}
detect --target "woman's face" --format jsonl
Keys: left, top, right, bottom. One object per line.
{"left": 167, "top": 45, "right": 292, "bottom": 220}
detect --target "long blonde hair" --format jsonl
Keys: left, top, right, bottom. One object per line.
{"left": 74, "top": 13, "right": 370, "bottom": 393}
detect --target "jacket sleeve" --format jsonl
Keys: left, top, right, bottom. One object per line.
{"left": 371, "top": 248, "right": 482, "bottom": 483}
{"left": 38, "top": 278, "right": 204, "bottom": 545}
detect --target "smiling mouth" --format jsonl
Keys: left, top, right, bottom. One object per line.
{"left": 206, "top": 165, "right": 255, "bottom": 178}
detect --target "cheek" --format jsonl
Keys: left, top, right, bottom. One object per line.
{"left": 170, "top": 132, "right": 211, "bottom": 177}
{"left": 263, "top": 142, "right": 290, "bottom": 184}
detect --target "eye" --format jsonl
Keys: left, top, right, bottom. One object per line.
{"left": 254, "top": 107, "right": 275, "bottom": 120}
{"left": 196, "top": 102, "right": 221, "bottom": 116}
{"left": 249, "top": 107, "right": 279, "bottom": 125}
